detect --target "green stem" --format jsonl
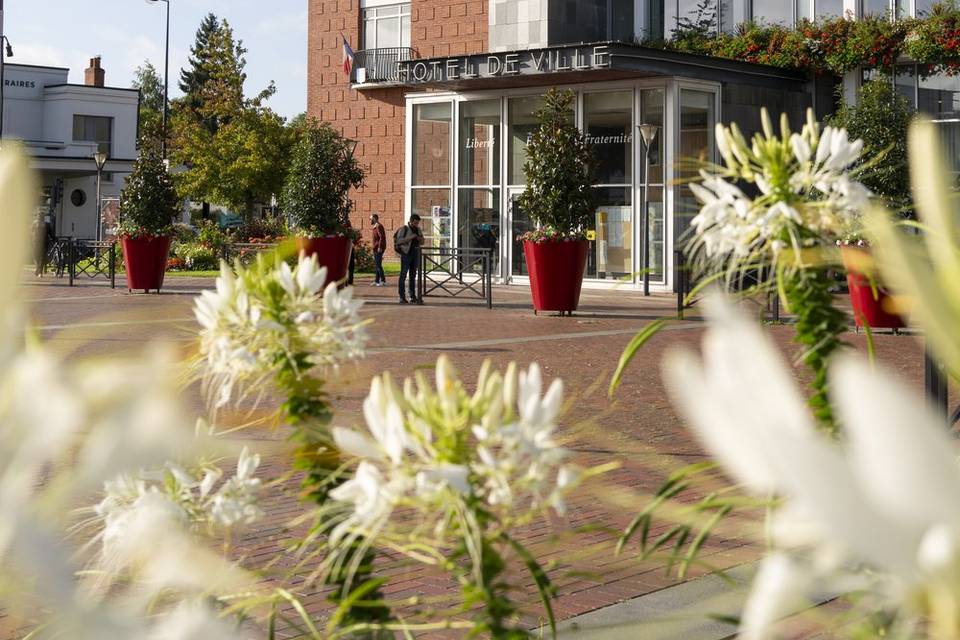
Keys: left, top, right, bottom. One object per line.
{"left": 782, "top": 267, "right": 847, "bottom": 436}
{"left": 276, "top": 357, "right": 391, "bottom": 636}
{"left": 455, "top": 505, "right": 530, "bottom": 639}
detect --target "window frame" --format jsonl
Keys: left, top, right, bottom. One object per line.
{"left": 361, "top": 1, "right": 411, "bottom": 50}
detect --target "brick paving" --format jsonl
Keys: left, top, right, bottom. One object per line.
{"left": 20, "top": 272, "right": 935, "bottom": 637}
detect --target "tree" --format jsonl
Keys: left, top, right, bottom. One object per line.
{"left": 132, "top": 61, "right": 165, "bottom": 154}
{"left": 826, "top": 78, "right": 914, "bottom": 215}
{"left": 172, "top": 16, "right": 282, "bottom": 218}
{"left": 281, "top": 121, "right": 365, "bottom": 236}
{"left": 118, "top": 151, "right": 180, "bottom": 237}
{"left": 517, "top": 89, "right": 596, "bottom": 236}
{"left": 175, "top": 105, "right": 294, "bottom": 217}
{"left": 178, "top": 13, "right": 221, "bottom": 126}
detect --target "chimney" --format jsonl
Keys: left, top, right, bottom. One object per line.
{"left": 84, "top": 56, "right": 104, "bottom": 87}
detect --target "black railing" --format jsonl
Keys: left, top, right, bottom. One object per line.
{"left": 65, "top": 239, "right": 116, "bottom": 288}
{"left": 674, "top": 249, "right": 694, "bottom": 319}
{"left": 418, "top": 247, "right": 493, "bottom": 309}
{"left": 353, "top": 47, "right": 416, "bottom": 84}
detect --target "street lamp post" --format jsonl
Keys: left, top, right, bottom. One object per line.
{"left": 93, "top": 151, "right": 108, "bottom": 242}
{"left": 637, "top": 124, "right": 659, "bottom": 297}
{"left": 146, "top": 0, "right": 170, "bottom": 159}
{"left": 0, "top": 0, "right": 15, "bottom": 143}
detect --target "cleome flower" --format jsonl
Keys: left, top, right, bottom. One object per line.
{"left": 664, "top": 294, "right": 960, "bottom": 639}
{"left": 689, "top": 108, "right": 871, "bottom": 277}
{"left": 328, "top": 356, "right": 578, "bottom": 554}
{"left": 194, "top": 252, "right": 367, "bottom": 409}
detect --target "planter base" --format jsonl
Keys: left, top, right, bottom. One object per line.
{"left": 841, "top": 246, "right": 905, "bottom": 330}
{"left": 296, "top": 236, "right": 353, "bottom": 285}
{"left": 523, "top": 239, "right": 588, "bottom": 314}
{"left": 121, "top": 235, "right": 171, "bottom": 293}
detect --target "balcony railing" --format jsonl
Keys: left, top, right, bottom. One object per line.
{"left": 353, "top": 47, "right": 416, "bottom": 84}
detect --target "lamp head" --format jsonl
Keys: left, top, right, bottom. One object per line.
{"left": 93, "top": 151, "right": 108, "bottom": 170}
{"left": 4, "top": 42, "right": 12, "bottom": 58}
{"left": 638, "top": 124, "right": 659, "bottom": 147}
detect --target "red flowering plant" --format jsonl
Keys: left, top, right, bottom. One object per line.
{"left": 904, "top": 4, "right": 960, "bottom": 72}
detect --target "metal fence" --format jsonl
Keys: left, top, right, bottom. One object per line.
{"left": 418, "top": 247, "right": 493, "bottom": 309}
{"left": 64, "top": 238, "right": 117, "bottom": 288}
{"left": 353, "top": 47, "right": 416, "bottom": 83}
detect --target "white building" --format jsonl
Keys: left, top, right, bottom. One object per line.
{"left": 3, "top": 57, "right": 139, "bottom": 239}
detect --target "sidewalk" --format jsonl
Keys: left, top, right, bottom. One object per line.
{"left": 20, "top": 273, "right": 928, "bottom": 637}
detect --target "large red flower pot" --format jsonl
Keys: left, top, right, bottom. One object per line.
{"left": 296, "top": 236, "right": 352, "bottom": 284}
{"left": 121, "top": 235, "right": 171, "bottom": 293}
{"left": 523, "top": 239, "right": 589, "bottom": 314}
{"left": 841, "top": 246, "right": 905, "bottom": 330}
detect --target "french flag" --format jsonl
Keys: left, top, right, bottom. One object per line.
{"left": 342, "top": 37, "right": 355, "bottom": 77}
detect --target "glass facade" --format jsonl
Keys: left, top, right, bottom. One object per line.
{"left": 405, "top": 81, "right": 723, "bottom": 290}
{"left": 751, "top": 1, "right": 793, "bottom": 25}
{"left": 458, "top": 100, "right": 501, "bottom": 274}
{"left": 585, "top": 91, "right": 633, "bottom": 279}
{"left": 677, "top": 89, "right": 716, "bottom": 246}
{"left": 860, "top": 0, "right": 890, "bottom": 16}
{"left": 412, "top": 103, "right": 453, "bottom": 249}
{"left": 884, "top": 65, "right": 960, "bottom": 173}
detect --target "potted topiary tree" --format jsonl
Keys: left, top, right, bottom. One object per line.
{"left": 517, "top": 89, "right": 596, "bottom": 315}
{"left": 117, "top": 150, "right": 180, "bottom": 293}
{"left": 282, "top": 121, "right": 364, "bottom": 283}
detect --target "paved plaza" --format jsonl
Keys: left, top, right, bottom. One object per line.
{"left": 22, "top": 272, "right": 933, "bottom": 637}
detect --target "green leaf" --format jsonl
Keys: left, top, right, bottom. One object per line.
{"left": 502, "top": 532, "right": 557, "bottom": 639}
{"left": 608, "top": 318, "right": 668, "bottom": 397}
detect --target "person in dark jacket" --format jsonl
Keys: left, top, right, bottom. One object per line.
{"left": 369, "top": 213, "right": 386, "bottom": 286}
{"left": 394, "top": 214, "right": 424, "bottom": 304}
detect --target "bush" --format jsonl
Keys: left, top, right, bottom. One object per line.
{"left": 517, "top": 89, "right": 596, "bottom": 240}
{"left": 281, "top": 120, "right": 364, "bottom": 237}
{"left": 117, "top": 151, "right": 180, "bottom": 238}
{"left": 170, "top": 242, "right": 219, "bottom": 271}
{"left": 826, "top": 78, "right": 914, "bottom": 215}
{"left": 231, "top": 216, "right": 288, "bottom": 243}
{"left": 171, "top": 222, "right": 198, "bottom": 243}
{"left": 196, "top": 220, "right": 230, "bottom": 251}
{"left": 352, "top": 239, "right": 375, "bottom": 272}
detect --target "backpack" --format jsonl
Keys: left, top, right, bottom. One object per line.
{"left": 393, "top": 227, "right": 404, "bottom": 255}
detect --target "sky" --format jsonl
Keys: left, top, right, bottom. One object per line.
{"left": 4, "top": 0, "right": 307, "bottom": 119}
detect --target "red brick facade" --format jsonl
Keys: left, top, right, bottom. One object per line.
{"left": 307, "top": 0, "right": 489, "bottom": 238}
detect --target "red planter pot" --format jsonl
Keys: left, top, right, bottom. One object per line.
{"left": 841, "top": 246, "right": 905, "bottom": 330}
{"left": 296, "top": 236, "right": 352, "bottom": 284}
{"left": 121, "top": 235, "right": 171, "bottom": 293}
{"left": 523, "top": 239, "right": 589, "bottom": 314}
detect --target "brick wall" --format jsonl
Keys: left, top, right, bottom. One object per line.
{"left": 307, "top": 0, "right": 488, "bottom": 241}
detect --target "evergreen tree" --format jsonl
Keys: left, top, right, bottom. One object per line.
{"left": 132, "top": 61, "right": 165, "bottom": 154}
{"left": 178, "top": 13, "right": 220, "bottom": 122}
{"left": 171, "top": 17, "right": 283, "bottom": 218}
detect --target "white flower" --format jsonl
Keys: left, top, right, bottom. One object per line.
{"left": 194, "top": 253, "right": 367, "bottom": 409}
{"left": 209, "top": 447, "right": 263, "bottom": 527}
{"left": 688, "top": 109, "right": 870, "bottom": 271}
{"left": 328, "top": 461, "right": 404, "bottom": 545}
{"left": 665, "top": 293, "right": 960, "bottom": 637}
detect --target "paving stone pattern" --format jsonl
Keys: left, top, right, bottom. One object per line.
{"left": 16, "top": 273, "right": 935, "bottom": 638}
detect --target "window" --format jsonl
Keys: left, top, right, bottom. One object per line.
{"left": 412, "top": 102, "right": 453, "bottom": 250}
{"left": 72, "top": 115, "right": 112, "bottom": 154}
{"left": 915, "top": 0, "right": 937, "bottom": 16}
{"left": 585, "top": 91, "right": 633, "bottom": 280}
{"left": 860, "top": 0, "right": 891, "bottom": 16}
{"left": 362, "top": 2, "right": 410, "bottom": 50}
{"left": 458, "top": 100, "right": 501, "bottom": 274}
{"left": 751, "top": 1, "right": 794, "bottom": 25}
{"left": 640, "top": 88, "right": 665, "bottom": 282}
{"left": 677, "top": 90, "right": 716, "bottom": 249}
{"left": 674, "top": 1, "right": 733, "bottom": 37}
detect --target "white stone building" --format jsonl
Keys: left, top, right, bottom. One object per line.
{"left": 3, "top": 57, "right": 139, "bottom": 239}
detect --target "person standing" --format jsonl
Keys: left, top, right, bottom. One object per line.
{"left": 394, "top": 214, "right": 424, "bottom": 304}
{"left": 369, "top": 213, "right": 386, "bottom": 286}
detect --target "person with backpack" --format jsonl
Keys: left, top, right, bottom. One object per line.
{"left": 369, "top": 213, "right": 386, "bottom": 287}
{"left": 394, "top": 214, "right": 424, "bottom": 304}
